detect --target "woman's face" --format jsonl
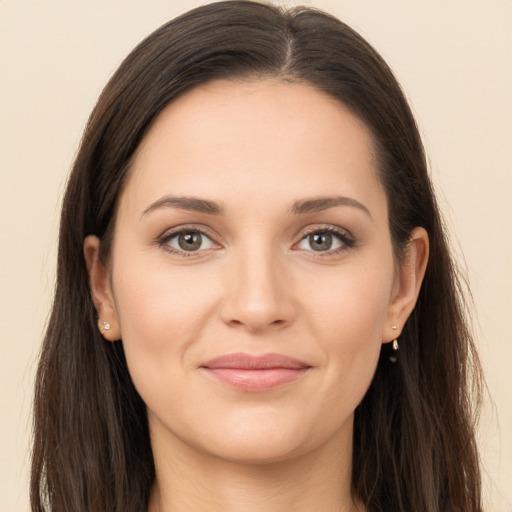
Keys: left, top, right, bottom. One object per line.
{"left": 87, "top": 79, "right": 424, "bottom": 465}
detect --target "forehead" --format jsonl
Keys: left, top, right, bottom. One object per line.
{"left": 136, "top": 78, "right": 375, "bottom": 164}
{"left": 121, "top": 79, "right": 384, "bottom": 218}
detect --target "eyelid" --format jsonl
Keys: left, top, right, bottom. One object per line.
{"left": 157, "top": 224, "right": 222, "bottom": 256}
{"left": 157, "top": 223, "right": 219, "bottom": 240}
{"left": 293, "top": 224, "right": 355, "bottom": 255}
{"left": 296, "top": 224, "right": 354, "bottom": 241}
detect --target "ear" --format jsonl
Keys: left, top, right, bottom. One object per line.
{"left": 382, "top": 227, "right": 429, "bottom": 343}
{"left": 83, "top": 235, "right": 121, "bottom": 341}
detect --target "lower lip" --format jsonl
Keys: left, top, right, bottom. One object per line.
{"left": 202, "top": 368, "right": 309, "bottom": 392}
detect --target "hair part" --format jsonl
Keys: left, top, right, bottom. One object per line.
{"left": 31, "top": 2, "right": 483, "bottom": 511}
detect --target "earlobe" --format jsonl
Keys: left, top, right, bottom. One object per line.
{"left": 383, "top": 227, "right": 429, "bottom": 343}
{"left": 83, "top": 235, "right": 121, "bottom": 341}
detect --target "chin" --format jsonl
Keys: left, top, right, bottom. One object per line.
{"left": 178, "top": 407, "right": 352, "bottom": 467}
{"left": 198, "top": 432, "right": 312, "bottom": 466}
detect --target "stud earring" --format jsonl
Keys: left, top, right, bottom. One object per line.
{"left": 99, "top": 320, "right": 111, "bottom": 335}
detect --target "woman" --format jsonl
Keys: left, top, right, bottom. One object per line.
{"left": 30, "top": 1, "right": 483, "bottom": 511}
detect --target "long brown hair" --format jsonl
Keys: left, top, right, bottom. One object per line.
{"left": 31, "top": 2, "right": 483, "bottom": 511}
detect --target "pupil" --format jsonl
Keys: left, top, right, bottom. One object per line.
{"left": 310, "top": 232, "right": 332, "bottom": 251}
{"left": 178, "top": 232, "right": 201, "bottom": 251}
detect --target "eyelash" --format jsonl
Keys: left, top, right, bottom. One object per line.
{"left": 297, "top": 226, "right": 355, "bottom": 256}
{"left": 157, "top": 225, "right": 218, "bottom": 258}
{"left": 157, "top": 224, "right": 355, "bottom": 258}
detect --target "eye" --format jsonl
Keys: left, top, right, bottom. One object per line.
{"left": 296, "top": 228, "right": 352, "bottom": 253}
{"left": 161, "top": 229, "right": 216, "bottom": 254}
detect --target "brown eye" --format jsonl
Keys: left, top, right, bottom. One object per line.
{"left": 296, "top": 229, "right": 348, "bottom": 253}
{"left": 308, "top": 232, "right": 333, "bottom": 251}
{"left": 164, "top": 229, "right": 215, "bottom": 254}
{"left": 178, "top": 231, "right": 202, "bottom": 251}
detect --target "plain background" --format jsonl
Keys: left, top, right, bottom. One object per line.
{"left": 1, "top": 1, "right": 510, "bottom": 510}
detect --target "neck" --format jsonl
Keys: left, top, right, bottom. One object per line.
{"left": 147, "top": 425, "right": 362, "bottom": 512}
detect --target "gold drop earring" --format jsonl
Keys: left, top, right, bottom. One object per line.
{"left": 390, "top": 324, "right": 399, "bottom": 362}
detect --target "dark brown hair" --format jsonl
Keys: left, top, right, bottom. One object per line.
{"left": 31, "top": 2, "right": 483, "bottom": 511}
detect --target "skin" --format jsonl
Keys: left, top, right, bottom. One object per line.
{"left": 84, "top": 79, "right": 428, "bottom": 512}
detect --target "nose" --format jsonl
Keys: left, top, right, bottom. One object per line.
{"left": 219, "top": 243, "right": 296, "bottom": 333}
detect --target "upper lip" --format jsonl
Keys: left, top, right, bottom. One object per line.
{"left": 200, "top": 352, "right": 311, "bottom": 370}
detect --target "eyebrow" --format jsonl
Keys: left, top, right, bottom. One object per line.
{"left": 141, "top": 194, "right": 371, "bottom": 219}
{"left": 289, "top": 196, "right": 372, "bottom": 218}
{"left": 142, "top": 195, "right": 225, "bottom": 217}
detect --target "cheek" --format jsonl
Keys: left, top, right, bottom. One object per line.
{"left": 298, "top": 261, "right": 393, "bottom": 401}
{"left": 301, "top": 260, "right": 394, "bottom": 346}
{"left": 110, "top": 253, "right": 220, "bottom": 389}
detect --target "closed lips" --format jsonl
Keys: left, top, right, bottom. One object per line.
{"left": 200, "top": 353, "right": 311, "bottom": 370}
{"left": 200, "top": 353, "right": 311, "bottom": 392}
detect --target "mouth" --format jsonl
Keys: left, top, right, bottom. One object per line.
{"left": 199, "top": 352, "right": 312, "bottom": 392}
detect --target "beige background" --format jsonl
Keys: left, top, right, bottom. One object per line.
{"left": 1, "top": 1, "right": 510, "bottom": 510}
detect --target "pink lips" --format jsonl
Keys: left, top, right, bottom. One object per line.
{"left": 200, "top": 353, "right": 311, "bottom": 392}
